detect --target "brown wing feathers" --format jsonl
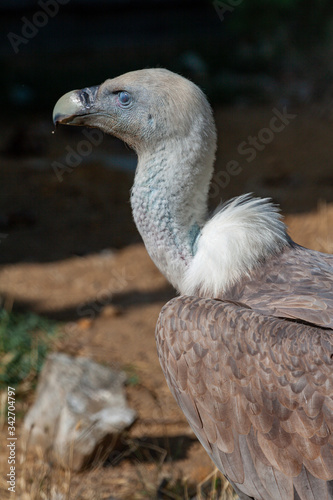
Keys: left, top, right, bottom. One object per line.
{"left": 156, "top": 296, "right": 333, "bottom": 500}
{"left": 227, "top": 246, "right": 333, "bottom": 330}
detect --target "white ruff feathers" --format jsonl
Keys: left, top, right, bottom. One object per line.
{"left": 181, "top": 195, "right": 288, "bottom": 296}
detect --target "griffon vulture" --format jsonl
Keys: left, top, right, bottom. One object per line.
{"left": 53, "top": 69, "right": 333, "bottom": 500}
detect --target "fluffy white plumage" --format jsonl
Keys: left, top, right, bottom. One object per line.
{"left": 181, "top": 194, "right": 288, "bottom": 297}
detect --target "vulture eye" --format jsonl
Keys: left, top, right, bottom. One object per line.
{"left": 118, "top": 91, "right": 132, "bottom": 107}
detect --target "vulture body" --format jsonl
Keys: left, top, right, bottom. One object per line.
{"left": 53, "top": 68, "right": 333, "bottom": 500}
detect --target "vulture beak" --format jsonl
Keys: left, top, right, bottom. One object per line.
{"left": 53, "top": 85, "right": 100, "bottom": 127}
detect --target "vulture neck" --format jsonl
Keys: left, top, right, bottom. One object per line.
{"left": 131, "top": 126, "right": 216, "bottom": 291}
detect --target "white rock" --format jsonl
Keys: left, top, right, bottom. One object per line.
{"left": 23, "top": 353, "right": 136, "bottom": 470}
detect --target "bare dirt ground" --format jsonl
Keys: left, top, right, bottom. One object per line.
{"left": 0, "top": 106, "right": 332, "bottom": 499}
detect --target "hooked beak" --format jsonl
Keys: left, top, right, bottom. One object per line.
{"left": 53, "top": 85, "right": 100, "bottom": 126}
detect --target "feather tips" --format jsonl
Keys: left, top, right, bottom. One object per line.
{"left": 156, "top": 296, "right": 333, "bottom": 499}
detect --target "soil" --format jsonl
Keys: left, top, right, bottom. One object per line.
{"left": 0, "top": 106, "right": 332, "bottom": 499}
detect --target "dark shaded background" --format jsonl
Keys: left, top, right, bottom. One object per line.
{"left": 1, "top": 0, "right": 333, "bottom": 265}
{"left": 2, "top": 0, "right": 333, "bottom": 112}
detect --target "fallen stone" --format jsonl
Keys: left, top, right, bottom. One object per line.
{"left": 23, "top": 352, "right": 136, "bottom": 470}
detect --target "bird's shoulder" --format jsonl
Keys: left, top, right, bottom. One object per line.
{"left": 227, "top": 244, "right": 333, "bottom": 329}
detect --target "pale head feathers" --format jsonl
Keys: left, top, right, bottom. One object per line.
{"left": 100, "top": 68, "right": 217, "bottom": 157}
{"left": 181, "top": 195, "right": 288, "bottom": 297}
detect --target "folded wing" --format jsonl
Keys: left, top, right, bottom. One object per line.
{"left": 156, "top": 296, "right": 333, "bottom": 500}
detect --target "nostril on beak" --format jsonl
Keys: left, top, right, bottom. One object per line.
{"left": 81, "top": 90, "right": 91, "bottom": 108}
{"left": 79, "top": 85, "right": 100, "bottom": 109}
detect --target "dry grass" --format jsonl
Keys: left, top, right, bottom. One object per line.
{"left": 0, "top": 432, "right": 237, "bottom": 500}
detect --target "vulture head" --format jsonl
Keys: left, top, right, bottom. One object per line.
{"left": 53, "top": 68, "right": 216, "bottom": 156}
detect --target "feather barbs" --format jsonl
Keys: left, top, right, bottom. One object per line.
{"left": 181, "top": 194, "right": 289, "bottom": 297}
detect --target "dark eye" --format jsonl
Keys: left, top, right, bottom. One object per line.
{"left": 118, "top": 91, "right": 131, "bottom": 107}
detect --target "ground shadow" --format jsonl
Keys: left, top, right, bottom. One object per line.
{"left": 7, "top": 285, "right": 175, "bottom": 322}
{"left": 104, "top": 434, "right": 197, "bottom": 467}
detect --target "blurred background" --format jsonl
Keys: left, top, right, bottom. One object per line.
{"left": 0, "top": 1, "right": 333, "bottom": 499}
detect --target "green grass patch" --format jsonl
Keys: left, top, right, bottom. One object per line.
{"left": 0, "top": 309, "right": 58, "bottom": 393}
